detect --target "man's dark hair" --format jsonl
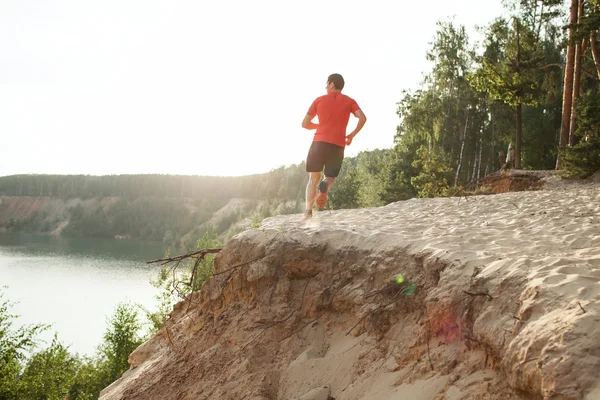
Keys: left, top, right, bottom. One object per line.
{"left": 328, "top": 73, "right": 345, "bottom": 90}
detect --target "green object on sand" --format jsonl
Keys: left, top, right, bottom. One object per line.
{"left": 392, "top": 274, "right": 417, "bottom": 295}
{"left": 401, "top": 282, "right": 417, "bottom": 295}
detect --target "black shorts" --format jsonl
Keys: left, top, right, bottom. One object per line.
{"left": 306, "top": 141, "right": 345, "bottom": 177}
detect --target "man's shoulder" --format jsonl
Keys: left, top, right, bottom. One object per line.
{"left": 316, "top": 93, "right": 357, "bottom": 101}
{"left": 332, "top": 93, "right": 357, "bottom": 104}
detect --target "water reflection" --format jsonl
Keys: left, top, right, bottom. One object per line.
{"left": 0, "top": 233, "right": 178, "bottom": 355}
{"left": 0, "top": 232, "right": 172, "bottom": 262}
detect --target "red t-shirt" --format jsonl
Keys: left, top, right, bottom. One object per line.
{"left": 307, "top": 92, "right": 361, "bottom": 147}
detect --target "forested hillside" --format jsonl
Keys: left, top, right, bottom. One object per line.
{"left": 3, "top": 1, "right": 600, "bottom": 397}
{"left": 2, "top": 0, "right": 600, "bottom": 247}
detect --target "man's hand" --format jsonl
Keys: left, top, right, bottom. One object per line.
{"left": 345, "top": 132, "right": 356, "bottom": 146}
{"left": 302, "top": 114, "right": 319, "bottom": 130}
{"left": 346, "top": 109, "right": 367, "bottom": 146}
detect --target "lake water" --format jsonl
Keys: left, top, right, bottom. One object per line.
{"left": 0, "top": 233, "right": 171, "bottom": 356}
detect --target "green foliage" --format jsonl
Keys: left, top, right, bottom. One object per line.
{"left": 328, "top": 158, "right": 360, "bottom": 209}
{"left": 60, "top": 197, "right": 220, "bottom": 242}
{"left": 410, "top": 146, "right": 455, "bottom": 198}
{"left": 355, "top": 151, "right": 388, "bottom": 208}
{"left": 0, "top": 173, "right": 291, "bottom": 200}
{"left": 0, "top": 289, "right": 148, "bottom": 400}
{"left": 277, "top": 200, "right": 302, "bottom": 216}
{"left": 560, "top": 137, "right": 600, "bottom": 178}
{"left": 560, "top": 79, "right": 600, "bottom": 178}
{"left": 67, "top": 356, "right": 110, "bottom": 400}
{"left": 143, "top": 264, "right": 174, "bottom": 334}
{"left": 469, "top": 17, "right": 539, "bottom": 108}
{"left": 394, "top": 20, "right": 486, "bottom": 192}
{"left": 0, "top": 3, "right": 593, "bottom": 234}
{"left": 328, "top": 149, "right": 414, "bottom": 210}
{"left": 394, "top": 6, "right": 568, "bottom": 192}
{"left": 190, "top": 230, "right": 222, "bottom": 292}
{"left": 576, "top": 86, "right": 600, "bottom": 141}
{"left": 215, "top": 211, "right": 240, "bottom": 234}
{"left": 17, "top": 335, "right": 77, "bottom": 400}
{"left": 147, "top": 230, "right": 224, "bottom": 332}
{"left": 251, "top": 213, "right": 262, "bottom": 229}
{"left": 0, "top": 169, "right": 309, "bottom": 243}
{"left": 99, "top": 303, "right": 144, "bottom": 383}
{"left": 0, "top": 290, "right": 48, "bottom": 399}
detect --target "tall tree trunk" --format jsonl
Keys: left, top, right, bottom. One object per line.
{"left": 490, "top": 107, "right": 496, "bottom": 172}
{"left": 515, "top": 19, "right": 522, "bottom": 169}
{"left": 516, "top": 100, "right": 523, "bottom": 169}
{"left": 591, "top": 30, "right": 600, "bottom": 80}
{"left": 557, "top": 0, "right": 579, "bottom": 169}
{"left": 569, "top": 0, "right": 585, "bottom": 146}
{"left": 477, "top": 129, "right": 483, "bottom": 179}
{"left": 454, "top": 109, "right": 469, "bottom": 187}
{"left": 569, "top": 44, "right": 583, "bottom": 146}
{"left": 472, "top": 129, "right": 479, "bottom": 181}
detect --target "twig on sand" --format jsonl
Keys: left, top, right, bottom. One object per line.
{"left": 346, "top": 287, "right": 405, "bottom": 336}
{"left": 518, "top": 357, "right": 539, "bottom": 367}
{"left": 426, "top": 320, "right": 434, "bottom": 371}
{"left": 452, "top": 178, "right": 481, "bottom": 199}
{"left": 163, "top": 325, "right": 177, "bottom": 350}
{"left": 463, "top": 334, "right": 480, "bottom": 343}
{"left": 577, "top": 301, "right": 586, "bottom": 314}
{"left": 278, "top": 279, "right": 352, "bottom": 343}
{"left": 463, "top": 290, "right": 494, "bottom": 300}
{"left": 212, "top": 257, "right": 262, "bottom": 277}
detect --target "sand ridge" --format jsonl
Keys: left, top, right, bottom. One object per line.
{"left": 100, "top": 182, "right": 600, "bottom": 400}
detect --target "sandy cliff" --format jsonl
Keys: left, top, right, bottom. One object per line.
{"left": 100, "top": 177, "right": 600, "bottom": 400}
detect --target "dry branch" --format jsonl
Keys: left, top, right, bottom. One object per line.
{"left": 147, "top": 248, "right": 223, "bottom": 265}
{"left": 242, "top": 276, "right": 317, "bottom": 350}
{"left": 147, "top": 248, "right": 225, "bottom": 299}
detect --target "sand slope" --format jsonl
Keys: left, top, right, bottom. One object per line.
{"left": 100, "top": 180, "right": 600, "bottom": 400}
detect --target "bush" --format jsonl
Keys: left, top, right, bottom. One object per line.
{"left": 410, "top": 146, "right": 454, "bottom": 198}
{"left": 146, "top": 230, "right": 223, "bottom": 332}
{"left": 17, "top": 335, "right": 78, "bottom": 400}
{"left": 0, "top": 290, "right": 47, "bottom": 399}
{"left": 0, "top": 289, "right": 147, "bottom": 400}
{"left": 560, "top": 137, "right": 600, "bottom": 178}
{"left": 99, "top": 303, "right": 144, "bottom": 383}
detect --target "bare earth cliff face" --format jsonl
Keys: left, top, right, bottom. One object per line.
{"left": 100, "top": 180, "right": 600, "bottom": 400}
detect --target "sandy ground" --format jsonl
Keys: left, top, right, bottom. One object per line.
{"left": 100, "top": 176, "right": 600, "bottom": 400}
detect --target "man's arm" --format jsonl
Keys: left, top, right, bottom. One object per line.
{"left": 302, "top": 114, "right": 319, "bottom": 130}
{"left": 346, "top": 109, "right": 367, "bottom": 146}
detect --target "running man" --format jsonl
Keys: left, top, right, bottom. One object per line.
{"left": 300, "top": 73, "right": 367, "bottom": 220}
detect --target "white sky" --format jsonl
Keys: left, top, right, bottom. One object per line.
{"left": 0, "top": 0, "right": 506, "bottom": 177}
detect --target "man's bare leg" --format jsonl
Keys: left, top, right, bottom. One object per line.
{"left": 324, "top": 176, "right": 336, "bottom": 191}
{"left": 315, "top": 175, "right": 336, "bottom": 210}
{"left": 304, "top": 172, "right": 321, "bottom": 214}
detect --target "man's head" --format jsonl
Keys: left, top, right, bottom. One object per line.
{"left": 326, "top": 73, "right": 344, "bottom": 93}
